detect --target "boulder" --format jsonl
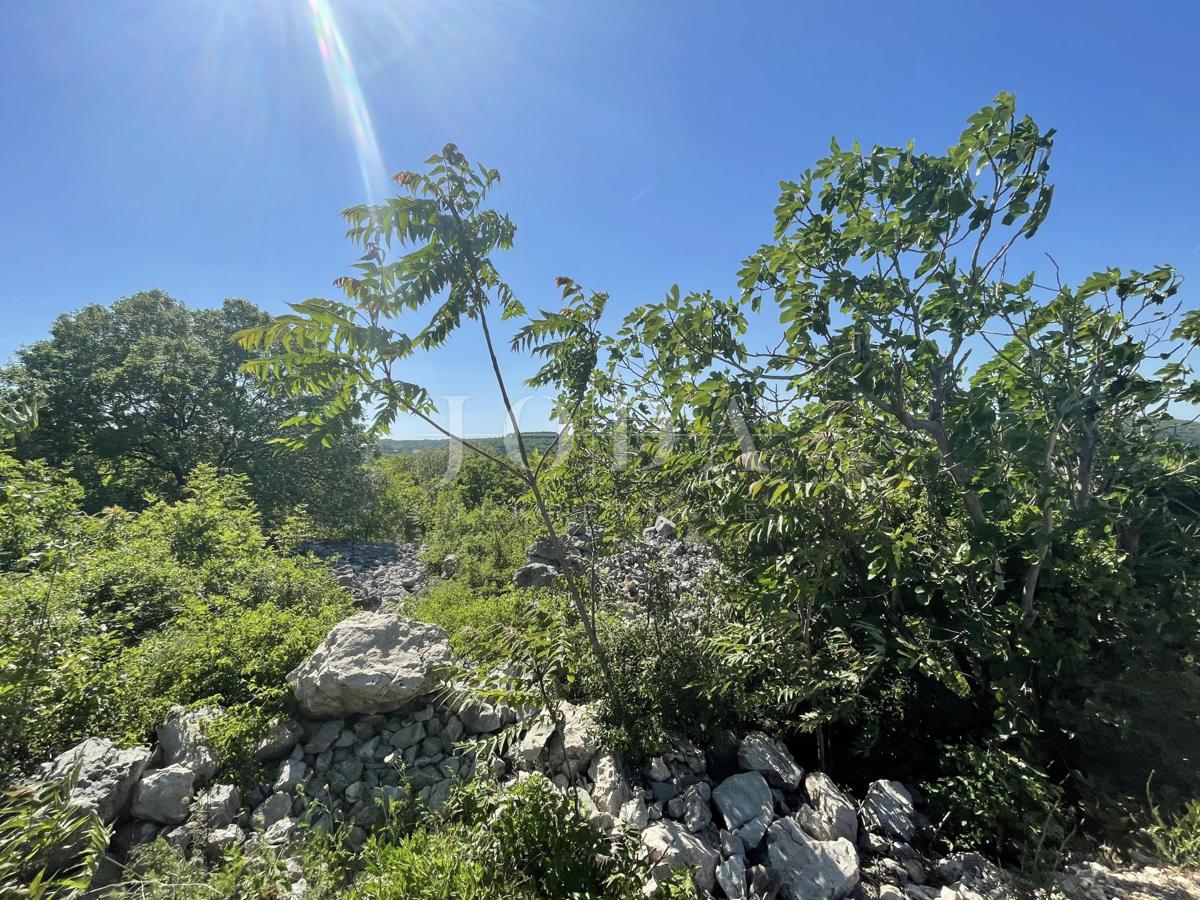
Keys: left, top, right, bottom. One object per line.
{"left": 717, "top": 855, "right": 749, "bottom": 899}
{"left": 641, "top": 819, "right": 720, "bottom": 892}
{"left": 251, "top": 791, "right": 293, "bottom": 831}
{"left": 512, "top": 562, "right": 559, "bottom": 589}
{"left": 765, "top": 816, "right": 859, "bottom": 900}
{"left": 805, "top": 772, "right": 858, "bottom": 843}
{"left": 131, "top": 765, "right": 196, "bottom": 825}
{"left": 738, "top": 732, "right": 803, "bottom": 790}
{"left": 643, "top": 516, "right": 677, "bottom": 541}
{"left": 518, "top": 713, "right": 557, "bottom": 765}
{"left": 254, "top": 719, "right": 303, "bottom": 761}
{"left": 713, "top": 771, "right": 774, "bottom": 832}
{"left": 589, "top": 753, "right": 633, "bottom": 824}
{"left": 37, "top": 737, "right": 152, "bottom": 824}
{"left": 860, "top": 780, "right": 915, "bottom": 843}
{"left": 204, "top": 824, "right": 245, "bottom": 857}
{"left": 195, "top": 784, "right": 240, "bottom": 828}
{"left": 305, "top": 720, "right": 345, "bottom": 754}
{"left": 557, "top": 701, "right": 597, "bottom": 773}
{"left": 159, "top": 705, "right": 222, "bottom": 783}
{"left": 273, "top": 759, "right": 307, "bottom": 794}
{"left": 459, "top": 701, "right": 503, "bottom": 735}
{"left": 288, "top": 612, "right": 451, "bottom": 718}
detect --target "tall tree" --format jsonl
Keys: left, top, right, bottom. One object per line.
{"left": 2, "top": 290, "right": 373, "bottom": 526}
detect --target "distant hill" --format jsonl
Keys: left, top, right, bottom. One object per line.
{"left": 378, "top": 432, "right": 560, "bottom": 456}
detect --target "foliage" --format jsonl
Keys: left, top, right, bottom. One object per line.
{"left": 0, "top": 290, "right": 376, "bottom": 531}
{"left": 1144, "top": 796, "right": 1200, "bottom": 868}
{"left": 356, "top": 776, "right": 668, "bottom": 899}
{"left": 0, "top": 464, "right": 351, "bottom": 781}
{"left": 407, "top": 580, "right": 532, "bottom": 660}
{"left": 0, "top": 771, "right": 110, "bottom": 899}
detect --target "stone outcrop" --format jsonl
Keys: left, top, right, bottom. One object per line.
{"left": 288, "top": 612, "right": 452, "bottom": 718}
{"left": 38, "top": 737, "right": 152, "bottom": 824}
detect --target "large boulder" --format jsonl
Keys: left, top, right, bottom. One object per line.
{"left": 131, "top": 765, "right": 196, "bottom": 825}
{"left": 641, "top": 819, "right": 720, "bottom": 892}
{"left": 556, "top": 701, "right": 597, "bottom": 773}
{"left": 589, "top": 753, "right": 633, "bottom": 826}
{"left": 713, "top": 771, "right": 774, "bottom": 832}
{"left": 195, "top": 784, "right": 240, "bottom": 828}
{"left": 513, "top": 562, "right": 559, "bottom": 589}
{"left": 158, "top": 705, "right": 222, "bottom": 783}
{"left": 288, "top": 612, "right": 451, "bottom": 718}
{"left": 37, "top": 737, "right": 152, "bottom": 824}
{"left": 254, "top": 719, "right": 303, "bottom": 761}
{"left": 765, "top": 816, "right": 859, "bottom": 900}
{"left": 805, "top": 772, "right": 858, "bottom": 843}
{"left": 738, "top": 732, "right": 803, "bottom": 790}
{"left": 860, "top": 780, "right": 915, "bottom": 843}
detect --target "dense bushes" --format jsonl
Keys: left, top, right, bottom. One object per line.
{"left": 0, "top": 460, "right": 351, "bottom": 782}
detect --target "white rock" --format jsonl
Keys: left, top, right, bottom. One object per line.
{"left": 641, "top": 819, "right": 720, "bottom": 892}
{"left": 589, "top": 753, "right": 633, "bottom": 823}
{"left": 518, "top": 713, "right": 557, "bottom": 764}
{"left": 254, "top": 719, "right": 302, "bottom": 761}
{"left": 738, "top": 731, "right": 803, "bottom": 790}
{"left": 159, "top": 705, "right": 222, "bottom": 783}
{"left": 619, "top": 796, "right": 650, "bottom": 830}
{"left": 195, "top": 783, "right": 240, "bottom": 827}
{"left": 204, "top": 823, "right": 245, "bottom": 856}
{"left": 557, "top": 701, "right": 597, "bottom": 773}
{"left": 251, "top": 791, "right": 293, "bottom": 831}
{"left": 713, "top": 771, "right": 774, "bottom": 831}
{"left": 805, "top": 772, "right": 858, "bottom": 843}
{"left": 765, "top": 817, "right": 859, "bottom": 900}
{"left": 37, "top": 737, "right": 152, "bottom": 824}
{"left": 131, "top": 765, "right": 196, "bottom": 825}
{"left": 459, "top": 701, "right": 503, "bottom": 734}
{"left": 861, "top": 780, "right": 916, "bottom": 843}
{"left": 288, "top": 612, "right": 451, "bottom": 718}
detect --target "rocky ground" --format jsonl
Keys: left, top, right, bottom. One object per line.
{"left": 25, "top": 529, "right": 1200, "bottom": 898}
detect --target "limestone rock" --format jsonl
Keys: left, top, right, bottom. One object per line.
{"left": 861, "top": 780, "right": 916, "bottom": 843}
{"left": 512, "top": 562, "right": 559, "bottom": 589}
{"left": 717, "top": 855, "right": 749, "bottom": 899}
{"left": 255, "top": 719, "right": 303, "bottom": 761}
{"left": 589, "top": 753, "right": 633, "bottom": 824}
{"left": 37, "top": 737, "right": 152, "bottom": 824}
{"left": 195, "top": 783, "right": 240, "bottom": 828}
{"left": 805, "top": 772, "right": 858, "bottom": 843}
{"left": 131, "top": 765, "right": 196, "bottom": 825}
{"left": 641, "top": 819, "right": 720, "bottom": 892}
{"left": 713, "top": 771, "right": 774, "bottom": 832}
{"left": 288, "top": 612, "right": 451, "bottom": 718}
{"left": 251, "top": 791, "right": 293, "bottom": 831}
{"left": 765, "top": 816, "right": 859, "bottom": 900}
{"left": 737, "top": 731, "right": 803, "bottom": 790}
{"left": 159, "top": 705, "right": 222, "bottom": 783}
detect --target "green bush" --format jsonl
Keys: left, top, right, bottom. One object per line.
{"left": 0, "top": 464, "right": 351, "bottom": 782}
{"left": 420, "top": 494, "right": 538, "bottom": 590}
{"left": 407, "top": 580, "right": 532, "bottom": 660}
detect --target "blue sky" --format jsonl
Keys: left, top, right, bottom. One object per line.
{"left": 2, "top": 0, "right": 1197, "bottom": 437}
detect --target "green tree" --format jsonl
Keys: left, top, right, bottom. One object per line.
{"left": 2, "top": 290, "right": 374, "bottom": 528}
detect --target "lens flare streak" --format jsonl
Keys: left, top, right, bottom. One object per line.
{"left": 305, "top": 0, "right": 388, "bottom": 201}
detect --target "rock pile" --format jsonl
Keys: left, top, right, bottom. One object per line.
{"left": 30, "top": 606, "right": 1184, "bottom": 900}
{"left": 297, "top": 540, "right": 426, "bottom": 610}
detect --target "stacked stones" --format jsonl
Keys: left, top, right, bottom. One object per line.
{"left": 297, "top": 540, "right": 426, "bottom": 610}
{"left": 36, "top": 609, "right": 1018, "bottom": 899}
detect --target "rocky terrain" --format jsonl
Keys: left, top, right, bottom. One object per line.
{"left": 25, "top": 529, "right": 1200, "bottom": 898}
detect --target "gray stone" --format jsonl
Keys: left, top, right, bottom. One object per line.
{"left": 805, "top": 772, "right": 858, "bottom": 843}
{"left": 274, "top": 759, "right": 307, "bottom": 794}
{"left": 713, "top": 771, "right": 774, "bottom": 832}
{"left": 512, "top": 562, "right": 559, "bottom": 588}
{"left": 518, "top": 713, "right": 557, "bottom": 764}
{"left": 305, "top": 720, "right": 344, "bottom": 755}
{"left": 459, "top": 701, "right": 503, "bottom": 734}
{"left": 37, "top": 737, "right": 152, "bottom": 824}
{"left": 643, "top": 516, "right": 677, "bottom": 540}
{"left": 641, "top": 819, "right": 719, "bottom": 892}
{"left": 251, "top": 791, "right": 293, "bottom": 831}
{"left": 589, "top": 753, "right": 633, "bottom": 824}
{"left": 204, "top": 823, "right": 245, "bottom": 856}
{"left": 195, "top": 783, "right": 240, "bottom": 828}
{"left": 389, "top": 721, "right": 426, "bottom": 748}
{"left": 158, "top": 705, "right": 222, "bottom": 783}
{"left": 557, "top": 701, "right": 597, "bottom": 773}
{"left": 860, "top": 780, "right": 916, "bottom": 843}
{"left": 255, "top": 719, "right": 303, "bottom": 761}
{"left": 263, "top": 816, "right": 300, "bottom": 846}
{"left": 681, "top": 783, "right": 712, "bottom": 833}
{"left": 288, "top": 612, "right": 451, "bottom": 718}
{"left": 765, "top": 816, "right": 859, "bottom": 900}
{"left": 717, "top": 854, "right": 749, "bottom": 899}
{"left": 131, "top": 765, "right": 196, "bottom": 825}
{"left": 737, "top": 731, "right": 803, "bottom": 790}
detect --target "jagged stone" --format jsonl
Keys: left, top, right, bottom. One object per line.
{"left": 861, "top": 780, "right": 916, "bottom": 843}
{"left": 805, "top": 772, "right": 858, "bottom": 843}
{"left": 641, "top": 819, "right": 720, "bottom": 892}
{"left": 738, "top": 731, "right": 803, "bottom": 790}
{"left": 37, "top": 737, "right": 152, "bottom": 825}
{"left": 195, "top": 783, "right": 240, "bottom": 827}
{"left": 255, "top": 719, "right": 303, "bottom": 761}
{"left": 288, "top": 612, "right": 451, "bottom": 718}
{"left": 713, "top": 771, "right": 774, "bottom": 832}
{"left": 765, "top": 816, "right": 859, "bottom": 900}
{"left": 131, "top": 765, "right": 196, "bottom": 825}
{"left": 159, "top": 705, "right": 222, "bottom": 783}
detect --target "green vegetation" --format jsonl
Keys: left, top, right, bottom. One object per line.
{"left": 1, "top": 93, "right": 1199, "bottom": 894}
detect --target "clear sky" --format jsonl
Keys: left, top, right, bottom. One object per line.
{"left": 2, "top": 0, "right": 1197, "bottom": 436}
